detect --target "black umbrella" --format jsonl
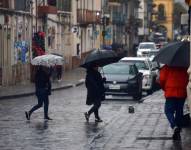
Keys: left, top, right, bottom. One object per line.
{"left": 80, "top": 49, "right": 121, "bottom": 68}
{"left": 153, "top": 41, "right": 190, "bottom": 67}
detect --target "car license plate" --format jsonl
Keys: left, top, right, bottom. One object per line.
{"left": 109, "top": 84, "right": 120, "bottom": 90}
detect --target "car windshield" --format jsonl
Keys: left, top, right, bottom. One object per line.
{"left": 102, "top": 63, "right": 135, "bottom": 75}
{"left": 122, "top": 60, "right": 149, "bottom": 70}
{"left": 139, "top": 44, "right": 155, "bottom": 49}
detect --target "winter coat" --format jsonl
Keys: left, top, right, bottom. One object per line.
{"left": 35, "top": 68, "right": 51, "bottom": 96}
{"left": 159, "top": 65, "right": 188, "bottom": 98}
{"left": 85, "top": 69, "right": 105, "bottom": 105}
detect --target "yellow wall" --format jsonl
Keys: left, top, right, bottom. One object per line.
{"left": 153, "top": 0, "right": 174, "bottom": 40}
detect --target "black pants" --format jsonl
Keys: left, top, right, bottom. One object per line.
{"left": 88, "top": 100, "right": 101, "bottom": 119}
{"left": 29, "top": 92, "right": 49, "bottom": 118}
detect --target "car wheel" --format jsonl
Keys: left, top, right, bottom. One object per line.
{"left": 147, "top": 88, "right": 153, "bottom": 95}
{"left": 133, "top": 91, "right": 142, "bottom": 100}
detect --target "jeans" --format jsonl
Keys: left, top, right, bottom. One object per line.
{"left": 88, "top": 100, "right": 101, "bottom": 119}
{"left": 29, "top": 89, "right": 49, "bottom": 118}
{"left": 165, "top": 97, "right": 185, "bottom": 129}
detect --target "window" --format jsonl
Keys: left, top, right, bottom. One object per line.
{"left": 14, "top": 0, "right": 30, "bottom": 11}
{"left": 158, "top": 4, "right": 166, "bottom": 21}
{"left": 48, "top": 26, "right": 55, "bottom": 49}
{"left": 57, "top": 0, "right": 71, "bottom": 11}
{"left": 48, "top": 0, "right": 56, "bottom": 6}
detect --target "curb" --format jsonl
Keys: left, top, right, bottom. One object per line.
{"left": 75, "top": 79, "right": 85, "bottom": 87}
{"left": 0, "top": 79, "right": 85, "bottom": 100}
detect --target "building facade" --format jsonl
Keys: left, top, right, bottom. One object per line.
{"left": 0, "top": 0, "right": 140, "bottom": 86}
{"left": 138, "top": 0, "right": 153, "bottom": 42}
{"left": 0, "top": 0, "right": 32, "bottom": 86}
{"left": 152, "top": 0, "right": 174, "bottom": 40}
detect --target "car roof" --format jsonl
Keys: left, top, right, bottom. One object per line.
{"left": 105, "top": 62, "right": 135, "bottom": 66}
{"left": 120, "top": 57, "right": 149, "bottom": 61}
{"left": 139, "top": 42, "right": 155, "bottom": 44}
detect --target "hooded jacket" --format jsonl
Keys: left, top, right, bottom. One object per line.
{"left": 159, "top": 65, "right": 188, "bottom": 98}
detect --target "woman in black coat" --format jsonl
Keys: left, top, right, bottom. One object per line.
{"left": 25, "top": 66, "right": 52, "bottom": 120}
{"left": 84, "top": 66, "right": 105, "bottom": 122}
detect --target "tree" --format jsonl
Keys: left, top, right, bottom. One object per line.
{"left": 173, "top": 2, "right": 187, "bottom": 29}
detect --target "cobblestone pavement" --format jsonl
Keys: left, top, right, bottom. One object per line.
{"left": 0, "top": 86, "right": 191, "bottom": 150}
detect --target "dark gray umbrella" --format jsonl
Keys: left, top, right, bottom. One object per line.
{"left": 80, "top": 49, "right": 121, "bottom": 68}
{"left": 153, "top": 41, "right": 190, "bottom": 67}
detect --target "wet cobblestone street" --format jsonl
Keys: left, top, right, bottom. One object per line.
{"left": 0, "top": 86, "right": 191, "bottom": 150}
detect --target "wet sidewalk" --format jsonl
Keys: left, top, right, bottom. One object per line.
{"left": 0, "top": 68, "right": 86, "bottom": 100}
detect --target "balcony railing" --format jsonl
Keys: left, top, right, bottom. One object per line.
{"left": 108, "top": 0, "right": 121, "bottom": 6}
{"left": 38, "top": 5, "right": 57, "bottom": 16}
{"left": 77, "top": 9, "right": 101, "bottom": 26}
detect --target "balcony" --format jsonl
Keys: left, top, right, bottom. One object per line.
{"left": 38, "top": 5, "right": 57, "bottom": 16}
{"left": 0, "top": 0, "right": 9, "bottom": 8}
{"left": 108, "top": 0, "right": 121, "bottom": 6}
{"left": 77, "top": 9, "right": 101, "bottom": 26}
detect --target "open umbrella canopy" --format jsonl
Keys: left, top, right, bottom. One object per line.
{"left": 80, "top": 49, "right": 121, "bottom": 68}
{"left": 31, "top": 54, "right": 64, "bottom": 67}
{"left": 153, "top": 41, "right": 190, "bottom": 67}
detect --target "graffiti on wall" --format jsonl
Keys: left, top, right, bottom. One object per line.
{"left": 14, "top": 41, "right": 29, "bottom": 63}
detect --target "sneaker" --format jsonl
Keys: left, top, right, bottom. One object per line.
{"left": 95, "top": 118, "right": 103, "bottom": 123}
{"left": 44, "top": 117, "right": 53, "bottom": 120}
{"left": 84, "top": 112, "right": 89, "bottom": 122}
{"left": 172, "top": 127, "right": 181, "bottom": 141}
{"left": 25, "top": 111, "right": 30, "bottom": 120}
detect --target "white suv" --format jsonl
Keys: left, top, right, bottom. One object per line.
{"left": 120, "top": 57, "right": 156, "bottom": 95}
{"left": 137, "top": 42, "right": 158, "bottom": 57}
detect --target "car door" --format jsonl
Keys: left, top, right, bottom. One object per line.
{"left": 132, "top": 64, "right": 143, "bottom": 90}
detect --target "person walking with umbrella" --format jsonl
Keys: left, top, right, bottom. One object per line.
{"left": 84, "top": 65, "right": 106, "bottom": 122}
{"left": 153, "top": 41, "right": 190, "bottom": 140}
{"left": 25, "top": 66, "right": 52, "bottom": 120}
{"left": 80, "top": 49, "right": 121, "bottom": 122}
{"left": 159, "top": 65, "right": 188, "bottom": 140}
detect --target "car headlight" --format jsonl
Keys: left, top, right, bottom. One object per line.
{"left": 137, "top": 51, "right": 142, "bottom": 56}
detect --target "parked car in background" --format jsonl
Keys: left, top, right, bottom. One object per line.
{"left": 137, "top": 42, "right": 158, "bottom": 57}
{"left": 101, "top": 62, "right": 143, "bottom": 100}
{"left": 120, "top": 57, "right": 158, "bottom": 94}
{"left": 155, "top": 42, "right": 167, "bottom": 49}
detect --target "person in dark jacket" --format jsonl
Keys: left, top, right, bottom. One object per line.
{"left": 159, "top": 64, "right": 188, "bottom": 140}
{"left": 84, "top": 65, "right": 105, "bottom": 122}
{"left": 25, "top": 66, "right": 52, "bottom": 120}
